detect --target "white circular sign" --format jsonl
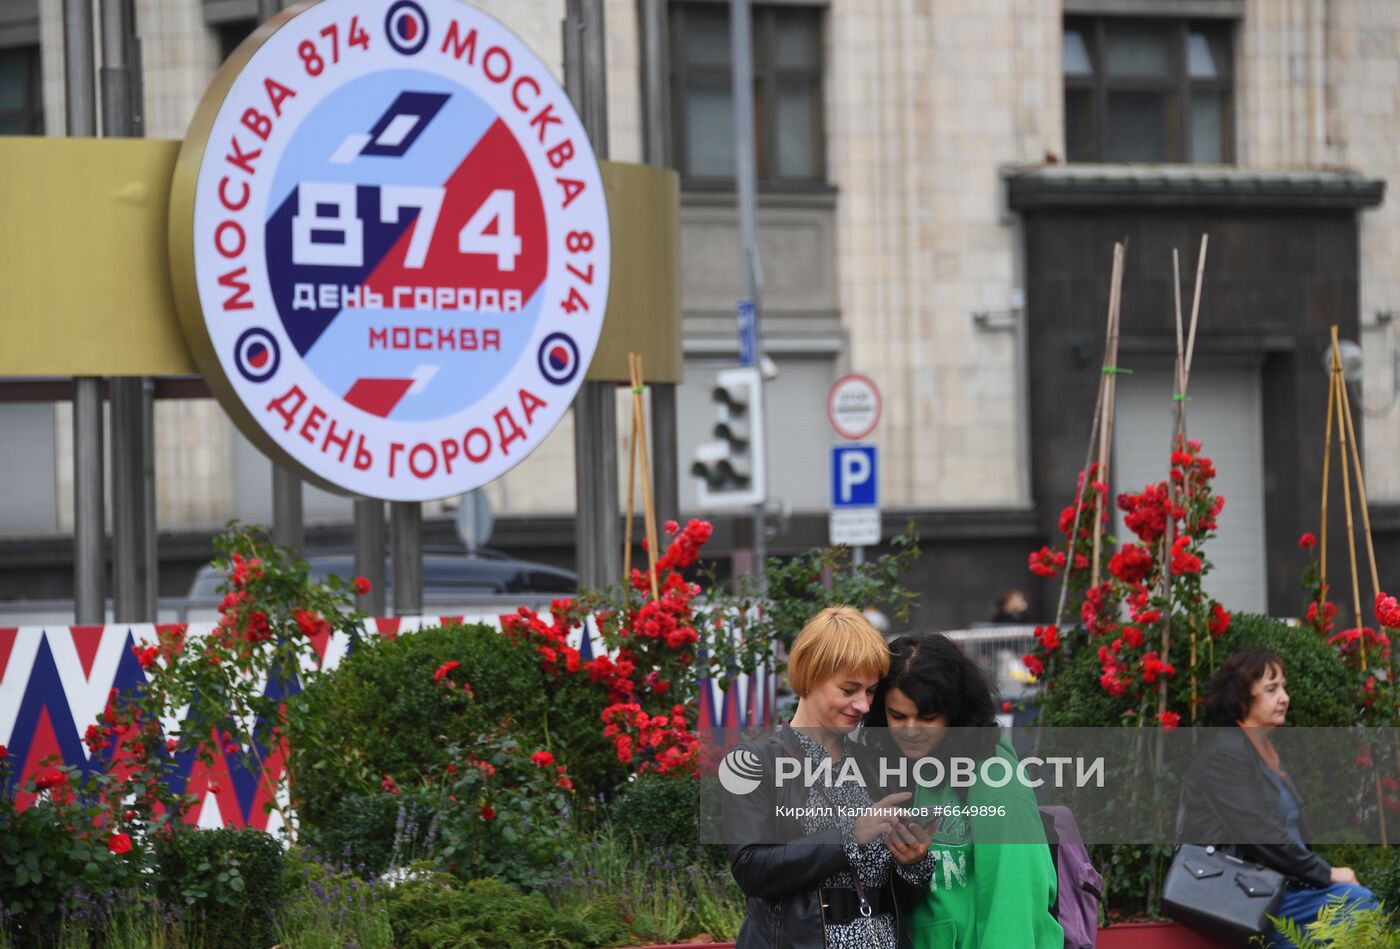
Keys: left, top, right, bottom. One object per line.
{"left": 827, "top": 374, "right": 881, "bottom": 440}
{"left": 172, "top": 0, "right": 610, "bottom": 501}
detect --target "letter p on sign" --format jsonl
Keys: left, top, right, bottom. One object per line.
{"left": 831, "top": 446, "right": 877, "bottom": 507}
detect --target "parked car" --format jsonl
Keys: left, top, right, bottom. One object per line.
{"left": 179, "top": 548, "right": 577, "bottom": 621}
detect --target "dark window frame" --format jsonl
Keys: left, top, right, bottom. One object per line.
{"left": 669, "top": 2, "right": 827, "bottom": 189}
{"left": 1064, "top": 16, "right": 1234, "bottom": 164}
{"left": 0, "top": 45, "right": 43, "bottom": 135}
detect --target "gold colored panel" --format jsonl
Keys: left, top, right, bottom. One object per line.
{"left": 0, "top": 136, "right": 681, "bottom": 385}
{"left": 588, "top": 162, "right": 683, "bottom": 384}
{"left": 0, "top": 137, "right": 194, "bottom": 376}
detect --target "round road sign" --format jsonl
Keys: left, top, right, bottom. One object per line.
{"left": 827, "top": 373, "right": 881, "bottom": 440}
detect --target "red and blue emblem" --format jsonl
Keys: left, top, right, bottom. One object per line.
{"left": 176, "top": 0, "right": 610, "bottom": 501}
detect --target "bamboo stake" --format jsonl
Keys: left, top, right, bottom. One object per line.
{"left": 1091, "top": 242, "right": 1126, "bottom": 586}
{"left": 1183, "top": 235, "right": 1208, "bottom": 382}
{"left": 1337, "top": 366, "right": 1382, "bottom": 600}
{"left": 630, "top": 353, "right": 661, "bottom": 602}
{"left": 1160, "top": 250, "right": 1187, "bottom": 727}
{"left": 1171, "top": 249, "right": 1187, "bottom": 441}
{"left": 1180, "top": 238, "right": 1207, "bottom": 722}
{"left": 1332, "top": 340, "right": 1392, "bottom": 848}
{"left": 1320, "top": 345, "right": 1338, "bottom": 612}
{"left": 624, "top": 376, "right": 640, "bottom": 595}
{"left": 1331, "top": 330, "right": 1366, "bottom": 670}
{"left": 1053, "top": 388, "right": 1103, "bottom": 631}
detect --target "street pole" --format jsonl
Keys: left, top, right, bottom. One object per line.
{"left": 65, "top": 0, "right": 105, "bottom": 624}
{"left": 730, "top": 0, "right": 767, "bottom": 580}
{"left": 254, "top": 0, "right": 309, "bottom": 559}
{"left": 638, "top": 0, "right": 679, "bottom": 527}
{"left": 101, "top": 0, "right": 155, "bottom": 621}
{"left": 565, "top": 0, "right": 621, "bottom": 590}
{"left": 353, "top": 499, "right": 386, "bottom": 616}
{"left": 391, "top": 501, "right": 422, "bottom": 616}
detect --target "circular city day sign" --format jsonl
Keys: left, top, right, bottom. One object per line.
{"left": 170, "top": 0, "right": 610, "bottom": 501}
{"left": 827, "top": 373, "right": 881, "bottom": 440}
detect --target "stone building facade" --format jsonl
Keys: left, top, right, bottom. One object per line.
{"left": 2, "top": 0, "right": 1398, "bottom": 626}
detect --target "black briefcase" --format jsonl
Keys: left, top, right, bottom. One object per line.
{"left": 1161, "top": 844, "right": 1286, "bottom": 946}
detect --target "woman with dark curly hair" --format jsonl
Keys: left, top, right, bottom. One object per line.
{"left": 866, "top": 633, "right": 1063, "bottom": 948}
{"left": 1180, "top": 648, "right": 1378, "bottom": 947}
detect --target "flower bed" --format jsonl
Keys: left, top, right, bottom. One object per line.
{"left": 0, "top": 522, "right": 920, "bottom": 947}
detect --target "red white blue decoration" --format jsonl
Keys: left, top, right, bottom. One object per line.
{"left": 0, "top": 621, "right": 772, "bottom": 831}
{"left": 174, "top": 0, "right": 610, "bottom": 501}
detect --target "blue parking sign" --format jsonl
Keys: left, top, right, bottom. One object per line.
{"left": 831, "top": 445, "right": 877, "bottom": 507}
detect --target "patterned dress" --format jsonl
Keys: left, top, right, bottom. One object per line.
{"left": 792, "top": 729, "right": 936, "bottom": 949}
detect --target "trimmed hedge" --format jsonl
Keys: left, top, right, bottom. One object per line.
{"left": 1041, "top": 612, "right": 1355, "bottom": 728}
{"left": 155, "top": 828, "right": 286, "bottom": 949}
{"left": 289, "top": 623, "right": 627, "bottom": 857}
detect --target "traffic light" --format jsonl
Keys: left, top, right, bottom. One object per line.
{"left": 691, "top": 366, "right": 767, "bottom": 508}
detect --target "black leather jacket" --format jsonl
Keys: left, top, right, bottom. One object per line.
{"left": 722, "top": 733, "right": 906, "bottom": 949}
{"left": 1179, "top": 728, "right": 1331, "bottom": 887}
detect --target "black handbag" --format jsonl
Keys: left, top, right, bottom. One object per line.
{"left": 1161, "top": 843, "right": 1286, "bottom": 946}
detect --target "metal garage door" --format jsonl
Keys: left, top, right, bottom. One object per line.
{"left": 1113, "top": 365, "right": 1267, "bottom": 614}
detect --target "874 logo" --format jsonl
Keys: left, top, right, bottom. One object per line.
{"left": 177, "top": 0, "right": 610, "bottom": 500}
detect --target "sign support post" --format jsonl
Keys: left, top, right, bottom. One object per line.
{"left": 391, "top": 501, "right": 422, "bottom": 616}
{"left": 731, "top": 0, "right": 767, "bottom": 582}
{"left": 65, "top": 0, "right": 105, "bottom": 624}
{"left": 639, "top": 0, "right": 679, "bottom": 528}
{"left": 353, "top": 498, "right": 385, "bottom": 617}
{"left": 566, "top": 0, "right": 621, "bottom": 590}
{"left": 828, "top": 375, "right": 883, "bottom": 561}
{"left": 102, "top": 0, "right": 155, "bottom": 621}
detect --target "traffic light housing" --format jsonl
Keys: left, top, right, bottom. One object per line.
{"left": 690, "top": 366, "right": 767, "bottom": 508}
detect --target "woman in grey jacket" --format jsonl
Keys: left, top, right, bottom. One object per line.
{"left": 1180, "top": 648, "right": 1377, "bottom": 947}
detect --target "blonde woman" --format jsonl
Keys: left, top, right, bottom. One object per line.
{"left": 723, "top": 606, "right": 934, "bottom": 949}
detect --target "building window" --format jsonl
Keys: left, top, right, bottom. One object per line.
{"left": 1064, "top": 18, "right": 1232, "bottom": 164}
{"left": 0, "top": 46, "right": 42, "bottom": 134}
{"left": 217, "top": 19, "right": 257, "bottom": 63}
{"left": 669, "top": 3, "right": 824, "bottom": 185}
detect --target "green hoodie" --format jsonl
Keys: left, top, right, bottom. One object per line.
{"left": 903, "top": 736, "right": 1064, "bottom": 949}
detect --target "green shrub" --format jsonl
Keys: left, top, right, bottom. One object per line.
{"left": 289, "top": 623, "right": 625, "bottom": 837}
{"left": 386, "top": 873, "right": 628, "bottom": 949}
{"left": 275, "top": 849, "right": 394, "bottom": 949}
{"left": 1042, "top": 614, "right": 1356, "bottom": 919}
{"left": 1042, "top": 613, "right": 1353, "bottom": 728}
{"left": 609, "top": 773, "right": 700, "bottom": 853}
{"left": 155, "top": 828, "right": 286, "bottom": 949}
{"left": 1215, "top": 613, "right": 1355, "bottom": 726}
{"left": 301, "top": 791, "right": 443, "bottom": 879}
{"left": 556, "top": 829, "right": 745, "bottom": 943}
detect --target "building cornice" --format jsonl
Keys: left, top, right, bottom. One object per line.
{"left": 1008, "top": 164, "right": 1386, "bottom": 212}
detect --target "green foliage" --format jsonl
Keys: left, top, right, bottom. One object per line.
{"left": 557, "top": 829, "right": 746, "bottom": 943}
{"left": 289, "top": 622, "right": 624, "bottom": 836}
{"left": 609, "top": 772, "right": 701, "bottom": 854}
{"left": 1216, "top": 613, "right": 1356, "bottom": 727}
{"left": 0, "top": 764, "right": 153, "bottom": 943}
{"left": 386, "top": 873, "right": 629, "bottom": 949}
{"left": 1314, "top": 843, "right": 1400, "bottom": 914}
{"left": 1042, "top": 614, "right": 1355, "bottom": 918}
{"left": 1265, "top": 901, "right": 1400, "bottom": 948}
{"left": 1042, "top": 613, "right": 1353, "bottom": 729}
{"left": 707, "top": 525, "right": 920, "bottom": 657}
{"left": 46, "top": 900, "right": 184, "bottom": 949}
{"left": 275, "top": 850, "right": 395, "bottom": 949}
{"left": 430, "top": 733, "right": 581, "bottom": 891}
{"left": 155, "top": 828, "right": 286, "bottom": 949}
